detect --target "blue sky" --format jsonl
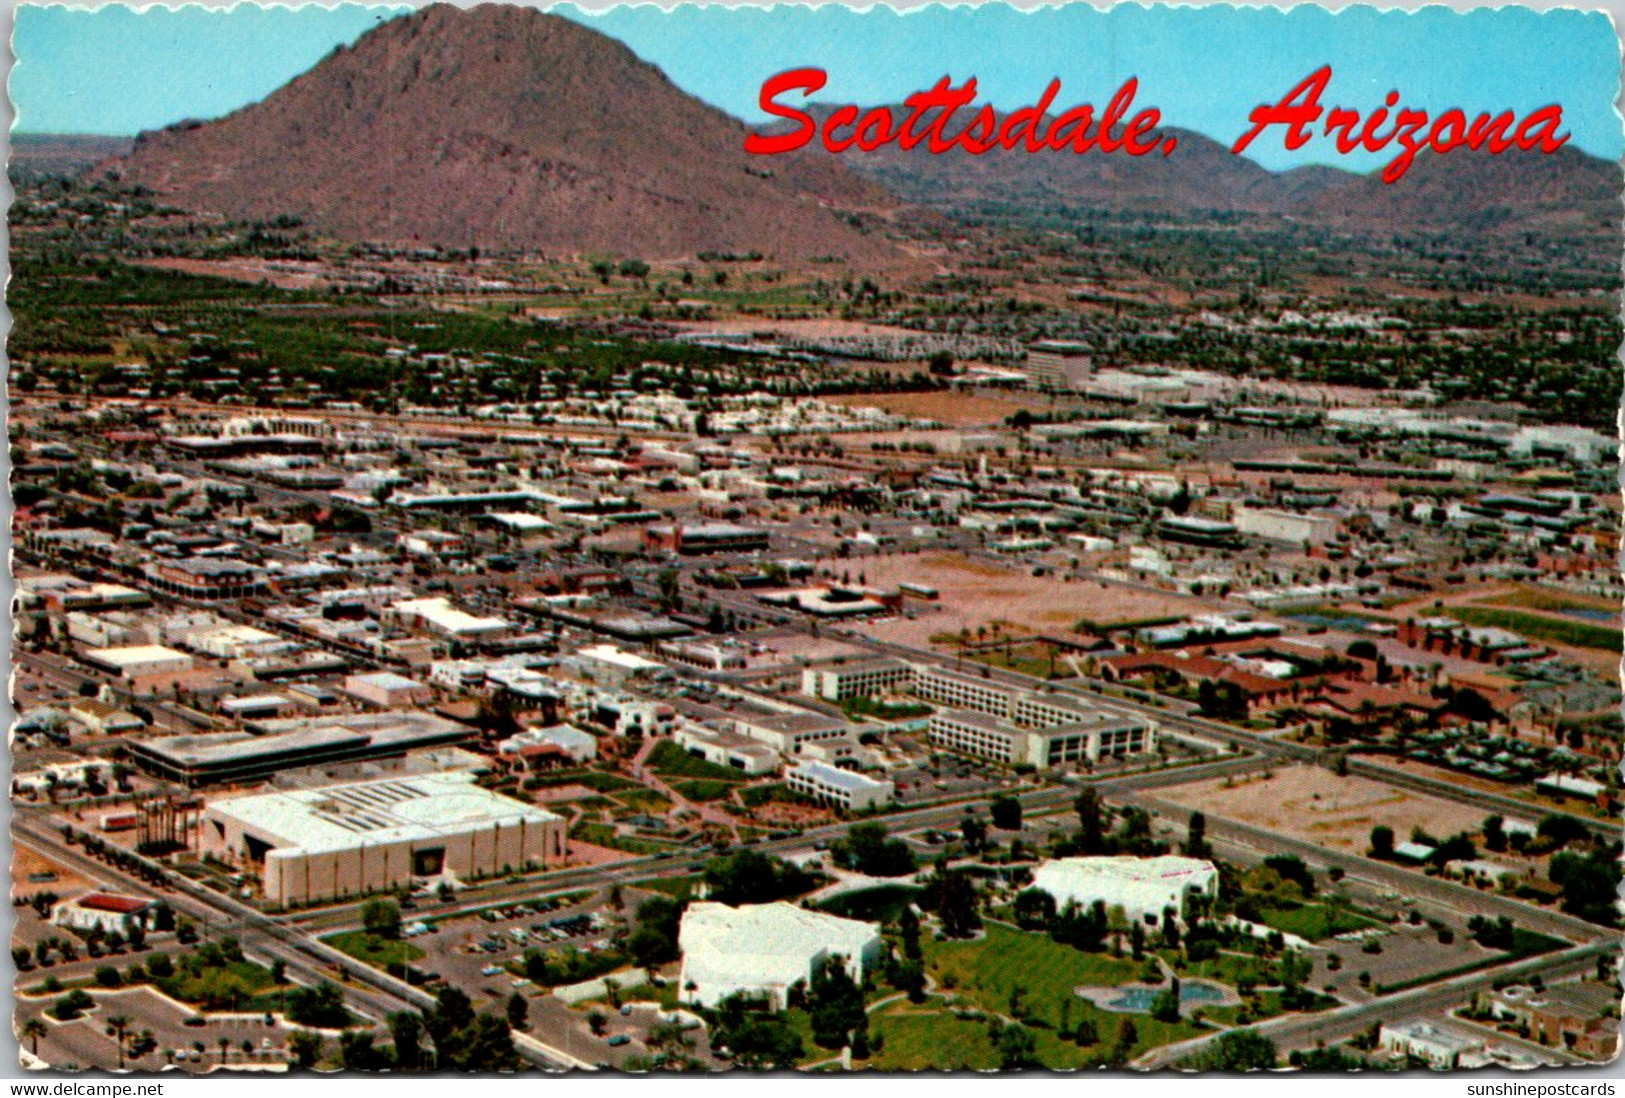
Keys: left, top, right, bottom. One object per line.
{"left": 12, "top": 3, "right": 1622, "bottom": 172}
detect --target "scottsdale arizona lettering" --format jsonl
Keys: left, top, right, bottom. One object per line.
{"left": 748, "top": 66, "right": 1569, "bottom": 183}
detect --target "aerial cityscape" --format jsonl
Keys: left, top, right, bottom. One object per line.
{"left": 7, "top": 1, "right": 1623, "bottom": 1075}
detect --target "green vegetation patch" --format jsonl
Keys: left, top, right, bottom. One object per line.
{"left": 672, "top": 779, "right": 737, "bottom": 802}
{"left": 1447, "top": 605, "right": 1622, "bottom": 653}
{"left": 323, "top": 930, "right": 426, "bottom": 971}
{"left": 1490, "top": 587, "right": 1618, "bottom": 615}
{"left": 647, "top": 740, "right": 750, "bottom": 782}
{"left": 1257, "top": 903, "right": 1380, "bottom": 942}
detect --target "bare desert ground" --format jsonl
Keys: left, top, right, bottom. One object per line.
{"left": 1158, "top": 764, "right": 1490, "bottom": 852}
{"left": 11, "top": 843, "right": 92, "bottom": 895}
{"left": 823, "top": 550, "right": 1196, "bottom": 648}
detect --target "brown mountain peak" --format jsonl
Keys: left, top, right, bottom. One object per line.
{"left": 104, "top": 4, "right": 906, "bottom": 267}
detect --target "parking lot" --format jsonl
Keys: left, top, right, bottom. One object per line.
{"left": 17, "top": 984, "right": 293, "bottom": 1073}
{"left": 396, "top": 891, "right": 622, "bottom": 1011}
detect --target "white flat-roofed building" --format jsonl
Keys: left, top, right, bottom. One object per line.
{"left": 188, "top": 624, "right": 288, "bottom": 660}
{"left": 678, "top": 901, "right": 881, "bottom": 1010}
{"left": 1231, "top": 506, "right": 1338, "bottom": 549}
{"left": 1535, "top": 774, "right": 1608, "bottom": 801}
{"left": 574, "top": 644, "right": 665, "bottom": 685}
{"left": 801, "top": 659, "right": 914, "bottom": 702}
{"left": 51, "top": 892, "right": 158, "bottom": 936}
{"left": 928, "top": 709, "right": 1022, "bottom": 764}
{"left": 786, "top": 761, "right": 894, "bottom": 811}
{"left": 202, "top": 770, "right": 565, "bottom": 907}
{"left": 345, "top": 671, "right": 434, "bottom": 708}
{"left": 928, "top": 709, "right": 1155, "bottom": 768}
{"left": 1030, "top": 856, "right": 1218, "bottom": 925}
{"left": 671, "top": 724, "right": 778, "bottom": 776}
{"left": 497, "top": 725, "right": 598, "bottom": 766}
{"left": 392, "top": 597, "right": 511, "bottom": 639}
{"left": 84, "top": 644, "right": 194, "bottom": 679}
{"left": 733, "top": 710, "right": 853, "bottom": 755}
{"left": 66, "top": 697, "right": 144, "bottom": 735}
{"left": 912, "top": 665, "right": 1015, "bottom": 719}
{"left": 482, "top": 512, "right": 557, "bottom": 545}
{"left": 1378, "top": 1021, "right": 1482, "bottom": 1070}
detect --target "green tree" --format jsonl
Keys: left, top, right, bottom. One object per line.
{"left": 361, "top": 899, "right": 402, "bottom": 940}
{"left": 289, "top": 1030, "right": 324, "bottom": 1070}
{"left": 922, "top": 866, "right": 982, "bottom": 939}
{"left": 629, "top": 895, "right": 685, "bottom": 967}
{"left": 990, "top": 796, "right": 1023, "bottom": 831}
{"left": 1369, "top": 825, "right": 1395, "bottom": 860}
{"left": 388, "top": 1011, "right": 423, "bottom": 1071}
{"left": 1073, "top": 788, "right": 1106, "bottom": 854}
{"left": 996, "top": 1023, "right": 1039, "bottom": 1068}
{"left": 807, "top": 956, "right": 866, "bottom": 1050}
{"left": 1192, "top": 1028, "right": 1278, "bottom": 1071}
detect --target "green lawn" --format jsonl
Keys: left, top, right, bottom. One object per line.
{"left": 1491, "top": 587, "right": 1617, "bottom": 615}
{"left": 1258, "top": 903, "right": 1380, "bottom": 942}
{"left": 613, "top": 788, "right": 673, "bottom": 814}
{"left": 672, "top": 779, "right": 737, "bottom": 802}
{"left": 899, "top": 923, "right": 1262, "bottom": 1066}
{"left": 925, "top": 922, "right": 1141, "bottom": 1017}
{"left": 570, "top": 820, "right": 676, "bottom": 856}
{"left": 157, "top": 960, "right": 280, "bottom": 1013}
{"left": 322, "top": 931, "right": 426, "bottom": 970}
{"left": 629, "top": 875, "right": 700, "bottom": 899}
{"left": 523, "top": 769, "right": 641, "bottom": 793}
{"left": 865, "top": 1003, "right": 1000, "bottom": 1070}
{"left": 1447, "top": 605, "right": 1622, "bottom": 653}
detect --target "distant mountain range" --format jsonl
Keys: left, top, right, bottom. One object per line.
{"left": 16, "top": 4, "right": 1617, "bottom": 257}
{"left": 92, "top": 4, "right": 907, "bottom": 267}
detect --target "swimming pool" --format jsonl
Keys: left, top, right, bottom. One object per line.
{"left": 1104, "top": 980, "right": 1227, "bottom": 1013}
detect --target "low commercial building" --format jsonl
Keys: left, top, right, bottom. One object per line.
{"left": 84, "top": 644, "right": 194, "bottom": 680}
{"left": 497, "top": 725, "right": 598, "bottom": 768}
{"left": 786, "top": 761, "right": 894, "bottom": 811}
{"left": 1029, "top": 856, "right": 1218, "bottom": 925}
{"left": 1487, "top": 983, "right": 1619, "bottom": 1059}
{"left": 345, "top": 671, "right": 434, "bottom": 708}
{"left": 678, "top": 901, "right": 881, "bottom": 1009}
{"left": 643, "top": 522, "right": 769, "bottom": 555}
{"left": 733, "top": 711, "right": 855, "bottom": 755}
{"left": 51, "top": 892, "right": 158, "bottom": 936}
{"left": 202, "top": 771, "right": 565, "bottom": 907}
{"left": 127, "top": 710, "right": 476, "bottom": 787}
{"left": 1378, "top": 1021, "right": 1482, "bottom": 1070}
{"left": 67, "top": 698, "right": 144, "bottom": 735}
{"left": 392, "top": 597, "right": 511, "bottom": 640}
{"left": 147, "top": 558, "right": 266, "bottom": 600}
{"left": 672, "top": 724, "right": 779, "bottom": 776}
{"left": 188, "top": 624, "right": 287, "bottom": 660}
{"left": 1231, "top": 506, "right": 1338, "bottom": 548}
{"left": 801, "top": 658, "right": 914, "bottom": 702}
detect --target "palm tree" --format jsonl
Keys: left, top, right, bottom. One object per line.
{"left": 108, "top": 1014, "right": 130, "bottom": 1070}
{"left": 21, "top": 1017, "right": 47, "bottom": 1056}
{"left": 218, "top": 1035, "right": 232, "bottom": 1065}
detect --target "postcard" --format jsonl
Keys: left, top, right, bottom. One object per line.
{"left": 7, "top": 0, "right": 1622, "bottom": 1077}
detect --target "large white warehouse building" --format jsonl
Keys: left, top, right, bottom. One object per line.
{"left": 202, "top": 771, "right": 565, "bottom": 907}
{"left": 678, "top": 901, "right": 881, "bottom": 1010}
{"left": 1030, "top": 855, "right": 1219, "bottom": 925}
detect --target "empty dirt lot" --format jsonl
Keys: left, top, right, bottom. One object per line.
{"left": 822, "top": 550, "right": 1196, "bottom": 648}
{"left": 1157, "top": 764, "right": 1490, "bottom": 853}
